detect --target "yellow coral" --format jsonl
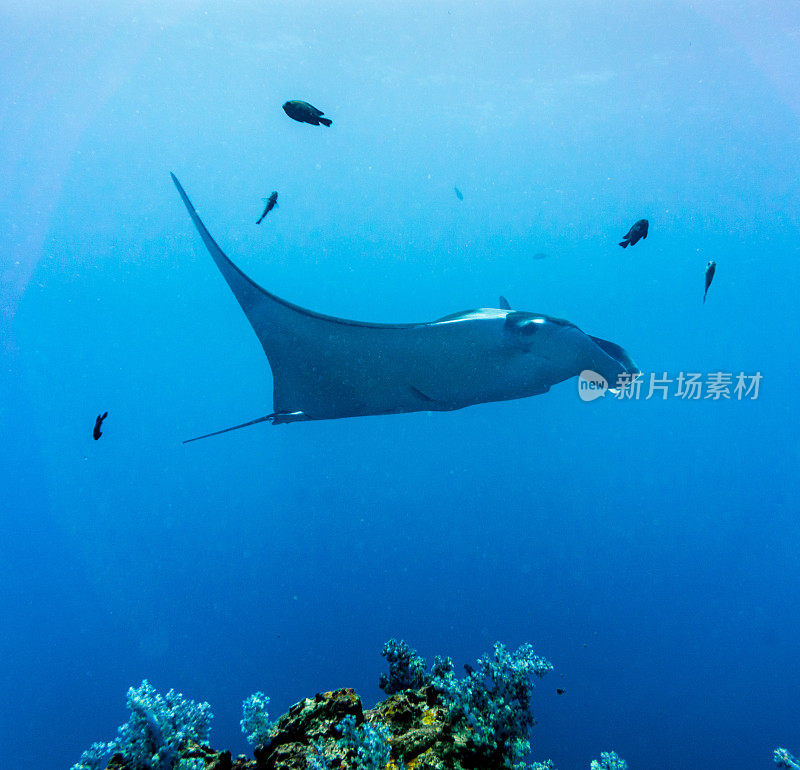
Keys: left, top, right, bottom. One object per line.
{"left": 405, "top": 748, "right": 434, "bottom": 769}
{"left": 421, "top": 707, "right": 439, "bottom": 726}
{"left": 380, "top": 699, "right": 407, "bottom": 720}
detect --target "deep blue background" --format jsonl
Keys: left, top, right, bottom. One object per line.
{"left": 2, "top": 2, "right": 799, "bottom": 768}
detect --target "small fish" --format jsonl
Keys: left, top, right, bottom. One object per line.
{"left": 704, "top": 260, "right": 716, "bottom": 304}
{"left": 282, "top": 100, "right": 332, "bottom": 127}
{"left": 93, "top": 411, "right": 108, "bottom": 440}
{"left": 463, "top": 663, "right": 474, "bottom": 676}
{"left": 454, "top": 186, "right": 463, "bottom": 201}
{"left": 532, "top": 252, "right": 548, "bottom": 260}
{"left": 257, "top": 192, "right": 278, "bottom": 224}
{"left": 619, "top": 219, "right": 649, "bottom": 248}
{"left": 556, "top": 688, "right": 566, "bottom": 695}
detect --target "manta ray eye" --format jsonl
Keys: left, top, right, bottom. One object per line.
{"left": 519, "top": 318, "right": 546, "bottom": 335}
{"left": 504, "top": 314, "right": 549, "bottom": 346}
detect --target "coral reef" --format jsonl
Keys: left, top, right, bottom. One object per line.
{"left": 72, "top": 641, "right": 629, "bottom": 770}
{"left": 71, "top": 741, "right": 117, "bottom": 770}
{"left": 775, "top": 748, "right": 800, "bottom": 769}
{"left": 589, "top": 752, "right": 628, "bottom": 770}
{"left": 71, "top": 680, "right": 213, "bottom": 770}
{"left": 430, "top": 642, "right": 553, "bottom": 767}
{"left": 323, "top": 714, "right": 394, "bottom": 769}
{"left": 378, "top": 639, "right": 428, "bottom": 696}
{"left": 376, "top": 637, "right": 553, "bottom": 767}
{"left": 241, "top": 693, "right": 273, "bottom": 747}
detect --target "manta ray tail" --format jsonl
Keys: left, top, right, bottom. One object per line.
{"left": 183, "top": 410, "right": 312, "bottom": 443}
{"left": 183, "top": 415, "right": 275, "bottom": 444}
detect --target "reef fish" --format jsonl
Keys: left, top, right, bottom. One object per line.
{"left": 704, "top": 260, "right": 716, "bottom": 303}
{"left": 171, "top": 174, "right": 639, "bottom": 442}
{"left": 93, "top": 411, "right": 108, "bottom": 440}
{"left": 257, "top": 192, "right": 278, "bottom": 224}
{"left": 282, "top": 100, "right": 332, "bottom": 126}
{"left": 454, "top": 186, "right": 463, "bottom": 201}
{"left": 619, "top": 219, "right": 649, "bottom": 248}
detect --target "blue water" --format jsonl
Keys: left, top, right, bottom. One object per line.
{"left": 2, "top": 3, "right": 799, "bottom": 768}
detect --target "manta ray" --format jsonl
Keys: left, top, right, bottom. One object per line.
{"left": 171, "top": 174, "right": 638, "bottom": 442}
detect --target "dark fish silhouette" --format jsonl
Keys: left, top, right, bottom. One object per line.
{"left": 619, "top": 219, "right": 649, "bottom": 248}
{"left": 532, "top": 253, "right": 548, "bottom": 260}
{"left": 704, "top": 261, "right": 716, "bottom": 303}
{"left": 454, "top": 186, "right": 463, "bottom": 201}
{"left": 464, "top": 664, "right": 474, "bottom": 676}
{"left": 93, "top": 411, "right": 108, "bottom": 440}
{"left": 282, "top": 100, "right": 332, "bottom": 127}
{"left": 171, "top": 174, "right": 639, "bottom": 442}
{"left": 257, "top": 192, "right": 278, "bottom": 224}
{"left": 556, "top": 688, "right": 566, "bottom": 695}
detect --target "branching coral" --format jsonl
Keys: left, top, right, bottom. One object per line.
{"left": 590, "top": 751, "right": 628, "bottom": 770}
{"left": 240, "top": 691, "right": 273, "bottom": 746}
{"left": 431, "top": 641, "right": 552, "bottom": 765}
{"left": 336, "top": 714, "right": 397, "bottom": 769}
{"left": 70, "top": 741, "right": 115, "bottom": 770}
{"left": 304, "top": 714, "right": 399, "bottom": 770}
{"left": 379, "top": 638, "right": 429, "bottom": 695}
{"left": 70, "top": 680, "right": 213, "bottom": 770}
{"left": 775, "top": 748, "right": 800, "bottom": 769}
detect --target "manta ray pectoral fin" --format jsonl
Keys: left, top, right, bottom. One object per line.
{"left": 270, "top": 411, "right": 311, "bottom": 425}
{"left": 172, "top": 173, "right": 429, "bottom": 421}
